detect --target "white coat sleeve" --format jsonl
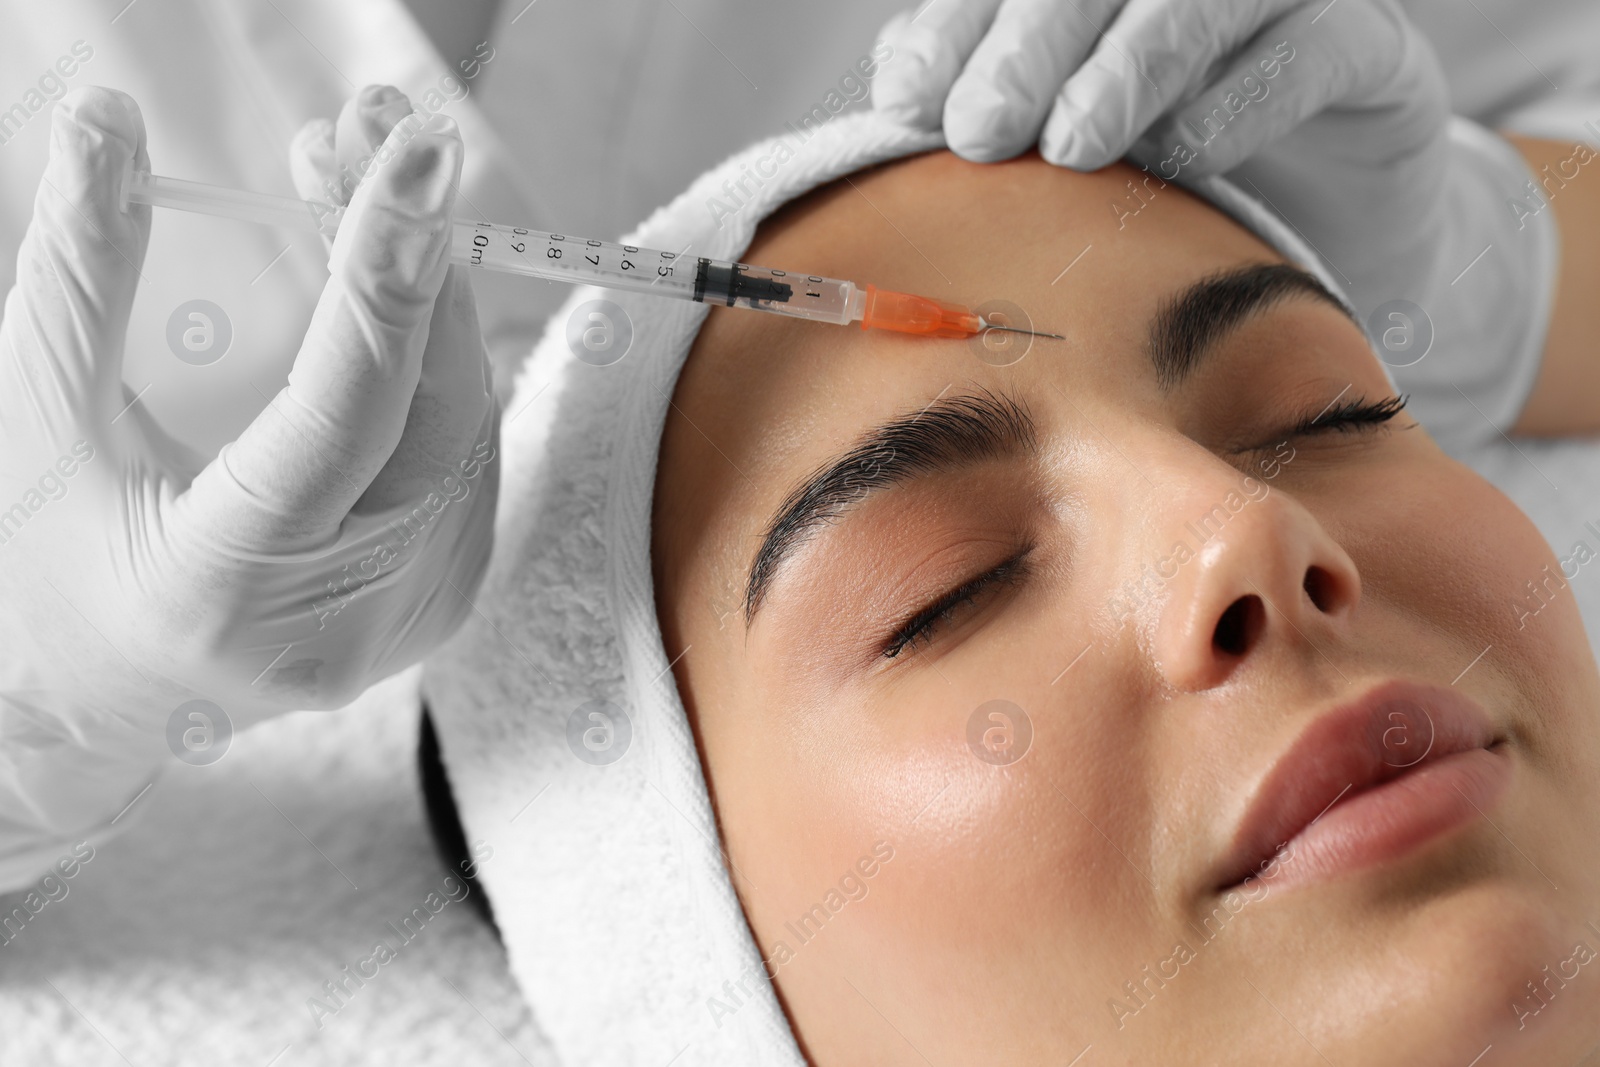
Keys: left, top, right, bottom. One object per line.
{"left": 1394, "top": 0, "right": 1600, "bottom": 444}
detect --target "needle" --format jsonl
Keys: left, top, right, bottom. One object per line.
{"left": 978, "top": 318, "right": 1066, "bottom": 340}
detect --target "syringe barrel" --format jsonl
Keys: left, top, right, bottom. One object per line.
{"left": 449, "top": 222, "right": 859, "bottom": 325}
{"left": 450, "top": 221, "right": 699, "bottom": 299}
{"left": 119, "top": 169, "right": 867, "bottom": 326}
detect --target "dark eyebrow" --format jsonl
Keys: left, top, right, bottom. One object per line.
{"left": 743, "top": 390, "right": 1035, "bottom": 622}
{"left": 1148, "top": 262, "right": 1355, "bottom": 389}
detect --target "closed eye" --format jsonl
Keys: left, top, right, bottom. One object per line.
{"left": 882, "top": 549, "right": 1033, "bottom": 660}
{"left": 1233, "top": 393, "right": 1409, "bottom": 463}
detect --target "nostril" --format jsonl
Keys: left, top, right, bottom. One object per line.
{"left": 1303, "top": 565, "right": 1337, "bottom": 613}
{"left": 1213, "top": 595, "right": 1264, "bottom": 657}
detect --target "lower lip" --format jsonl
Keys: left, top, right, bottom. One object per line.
{"left": 1229, "top": 746, "right": 1512, "bottom": 897}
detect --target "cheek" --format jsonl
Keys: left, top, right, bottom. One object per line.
{"left": 1351, "top": 455, "right": 1588, "bottom": 672}
{"left": 1341, "top": 452, "right": 1600, "bottom": 793}
{"left": 718, "top": 615, "right": 1155, "bottom": 1034}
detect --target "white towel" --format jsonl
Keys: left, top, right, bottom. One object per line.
{"left": 421, "top": 109, "right": 1379, "bottom": 1066}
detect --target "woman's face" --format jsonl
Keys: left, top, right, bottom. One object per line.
{"left": 652, "top": 150, "right": 1600, "bottom": 1065}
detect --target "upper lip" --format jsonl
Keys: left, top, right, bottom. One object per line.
{"left": 1213, "top": 679, "right": 1500, "bottom": 893}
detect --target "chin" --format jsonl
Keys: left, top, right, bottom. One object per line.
{"left": 1358, "top": 878, "right": 1600, "bottom": 1065}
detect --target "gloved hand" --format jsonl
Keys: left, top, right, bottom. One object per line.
{"left": 0, "top": 85, "right": 497, "bottom": 884}
{"left": 874, "top": 0, "right": 1557, "bottom": 445}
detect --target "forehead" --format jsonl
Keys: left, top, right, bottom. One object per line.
{"left": 685, "top": 154, "right": 1284, "bottom": 436}
{"left": 657, "top": 150, "right": 1290, "bottom": 583}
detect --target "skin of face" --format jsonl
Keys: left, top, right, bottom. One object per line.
{"left": 651, "top": 149, "right": 1600, "bottom": 1066}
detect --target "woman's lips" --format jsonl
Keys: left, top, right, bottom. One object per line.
{"left": 1214, "top": 680, "right": 1512, "bottom": 896}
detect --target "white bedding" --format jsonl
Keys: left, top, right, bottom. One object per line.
{"left": 0, "top": 668, "right": 551, "bottom": 1066}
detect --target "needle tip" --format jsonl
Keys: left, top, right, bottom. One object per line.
{"left": 977, "top": 317, "right": 1065, "bottom": 340}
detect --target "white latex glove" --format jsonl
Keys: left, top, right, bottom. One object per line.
{"left": 874, "top": 0, "right": 1557, "bottom": 445}
{"left": 0, "top": 86, "right": 497, "bottom": 885}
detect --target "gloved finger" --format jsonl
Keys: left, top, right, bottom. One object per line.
{"left": 303, "top": 86, "right": 496, "bottom": 513}
{"left": 1037, "top": 0, "right": 1303, "bottom": 169}
{"left": 288, "top": 117, "right": 337, "bottom": 254}
{"left": 1126, "top": 0, "right": 1432, "bottom": 177}
{"left": 182, "top": 112, "right": 463, "bottom": 550}
{"left": 943, "top": 0, "right": 1125, "bottom": 162}
{"left": 289, "top": 117, "right": 336, "bottom": 204}
{"left": 871, "top": 7, "right": 914, "bottom": 90}
{"left": 0, "top": 86, "right": 150, "bottom": 435}
{"left": 354, "top": 263, "right": 495, "bottom": 513}
{"left": 334, "top": 84, "right": 415, "bottom": 199}
{"left": 290, "top": 86, "right": 414, "bottom": 255}
{"left": 872, "top": 0, "right": 1007, "bottom": 127}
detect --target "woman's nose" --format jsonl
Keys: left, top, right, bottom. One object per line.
{"left": 1142, "top": 470, "right": 1361, "bottom": 692}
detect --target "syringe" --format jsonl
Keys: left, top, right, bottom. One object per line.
{"left": 119, "top": 168, "right": 1063, "bottom": 342}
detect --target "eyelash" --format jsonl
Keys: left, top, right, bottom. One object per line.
{"left": 880, "top": 395, "right": 1407, "bottom": 662}
{"left": 1285, "top": 393, "right": 1408, "bottom": 438}
{"left": 1235, "top": 392, "right": 1408, "bottom": 463}
{"left": 883, "top": 551, "right": 1031, "bottom": 660}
